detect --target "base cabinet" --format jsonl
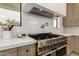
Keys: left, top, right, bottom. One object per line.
{"left": 67, "top": 35, "right": 79, "bottom": 55}
{"left": 0, "top": 48, "right": 17, "bottom": 56}
{"left": 75, "top": 36, "right": 79, "bottom": 53}
{"left": 0, "top": 44, "right": 36, "bottom": 56}
{"left": 67, "top": 36, "right": 76, "bottom": 55}
{"left": 30, "top": 44, "right": 36, "bottom": 56}
{"left": 17, "top": 44, "right": 36, "bottom": 56}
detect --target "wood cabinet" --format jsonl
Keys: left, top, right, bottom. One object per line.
{"left": 17, "top": 44, "right": 36, "bottom": 56}
{"left": 63, "top": 3, "right": 79, "bottom": 27}
{"left": 74, "top": 36, "right": 79, "bottom": 53}
{"left": 0, "top": 44, "right": 36, "bottom": 56}
{"left": 30, "top": 44, "right": 36, "bottom": 56}
{"left": 67, "top": 35, "right": 79, "bottom": 55}
{"left": 67, "top": 36, "right": 76, "bottom": 55}
{"left": 0, "top": 48, "right": 17, "bottom": 56}
{"left": 74, "top": 4, "right": 79, "bottom": 26}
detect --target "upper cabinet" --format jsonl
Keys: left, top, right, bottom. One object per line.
{"left": 37, "top": 3, "right": 66, "bottom": 16}
{"left": 63, "top": 3, "right": 79, "bottom": 27}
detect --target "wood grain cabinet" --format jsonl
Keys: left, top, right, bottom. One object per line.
{"left": 0, "top": 48, "right": 17, "bottom": 56}
{"left": 71, "top": 36, "right": 79, "bottom": 54}
{"left": 75, "top": 36, "right": 79, "bottom": 53}
{"left": 67, "top": 36, "right": 76, "bottom": 55}
{"left": 67, "top": 35, "right": 79, "bottom": 55}
{"left": 30, "top": 44, "right": 36, "bottom": 56}
{"left": 0, "top": 44, "right": 36, "bottom": 56}
{"left": 17, "top": 44, "right": 36, "bottom": 56}
{"left": 63, "top": 3, "right": 79, "bottom": 27}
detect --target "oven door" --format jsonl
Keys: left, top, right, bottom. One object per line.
{"left": 56, "top": 46, "right": 67, "bottom": 56}
{"left": 45, "top": 52, "right": 56, "bottom": 56}
{"left": 42, "top": 50, "right": 56, "bottom": 56}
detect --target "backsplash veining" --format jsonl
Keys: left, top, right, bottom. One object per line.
{"left": 22, "top": 13, "right": 53, "bottom": 34}
{"left": 21, "top": 12, "right": 64, "bottom": 34}
{"left": 0, "top": 12, "right": 63, "bottom": 39}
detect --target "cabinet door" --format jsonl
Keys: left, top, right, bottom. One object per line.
{"left": 67, "top": 36, "right": 76, "bottom": 55}
{"left": 71, "top": 36, "right": 76, "bottom": 52}
{"left": 17, "top": 44, "right": 36, "bottom": 56}
{"left": 63, "top": 3, "right": 79, "bottom": 27}
{"left": 30, "top": 44, "right": 36, "bottom": 56}
{"left": 74, "top": 4, "right": 79, "bottom": 26}
{"left": 63, "top": 3, "right": 75, "bottom": 27}
{"left": 75, "top": 36, "right": 79, "bottom": 53}
{"left": 0, "top": 48, "right": 17, "bottom": 56}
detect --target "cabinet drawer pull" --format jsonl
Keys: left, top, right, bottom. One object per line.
{"left": 26, "top": 50, "right": 29, "bottom": 52}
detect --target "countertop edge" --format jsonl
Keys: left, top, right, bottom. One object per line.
{"left": 0, "top": 37, "right": 37, "bottom": 51}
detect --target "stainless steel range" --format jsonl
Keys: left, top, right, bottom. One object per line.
{"left": 28, "top": 33, "right": 68, "bottom": 56}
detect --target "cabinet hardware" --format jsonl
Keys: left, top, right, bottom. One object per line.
{"left": 26, "top": 50, "right": 29, "bottom": 52}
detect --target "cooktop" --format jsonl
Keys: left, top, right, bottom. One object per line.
{"left": 28, "top": 33, "right": 60, "bottom": 40}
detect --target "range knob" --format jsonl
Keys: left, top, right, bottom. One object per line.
{"left": 53, "top": 43, "right": 57, "bottom": 48}
{"left": 43, "top": 47, "right": 46, "bottom": 50}
{"left": 39, "top": 48, "right": 43, "bottom": 52}
{"left": 49, "top": 45, "right": 52, "bottom": 49}
{"left": 46, "top": 46, "right": 50, "bottom": 49}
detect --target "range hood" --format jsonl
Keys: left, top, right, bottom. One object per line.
{"left": 23, "top": 3, "right": 62, "bottom": 18}
{"left": 29, "top": 7, "right": 54, "bottom": 18}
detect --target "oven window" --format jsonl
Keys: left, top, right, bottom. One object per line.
{"left": 46, "top": 54, "right": 51, "bottom": 56}
{"left": 56, "top": 47, "right": 67, "bottom": 56}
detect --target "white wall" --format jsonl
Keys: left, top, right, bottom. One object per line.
{"left": 37, "top": 3, "right": 66, "bottom": 16}
{"left": 51, "top": 18, "right": 64, "bottom": 34}
{"left": 64, "top": 27, "right": 79, "bottom": 35}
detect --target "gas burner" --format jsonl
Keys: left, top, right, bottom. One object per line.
{"left": 28, "top": 33, "right": 61, "bottom": 40}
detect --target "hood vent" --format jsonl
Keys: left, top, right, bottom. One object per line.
{"left": 29, "top": 7, "right": 54, "bottom": 18}
{"left": 23, "top": 3, "right": 63, "bottom": 18}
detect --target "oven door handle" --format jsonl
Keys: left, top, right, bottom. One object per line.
{"left": 42, "top": 50, "right": 56, "bottom": 56}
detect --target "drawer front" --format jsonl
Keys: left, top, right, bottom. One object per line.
{"left": 18, "top": 45, "right": 31, "bottom": 56}
{"left": 75, "top": 36, "right": 79, "bottom": 53}
{"left": 0, "top": 48, "right": 17, "bottom": 56}
{"left": 30, "top": 44, "right": 36, "bottom": 56}
{"left": 17, "top": 44, "right": 36, "bottom": 56}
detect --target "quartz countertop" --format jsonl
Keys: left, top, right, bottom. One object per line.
{"left": 0, "top": 36, "right": 37, "bottom": 51}
{"left": 64, "top": 33, "right": 79, "bottom": 36}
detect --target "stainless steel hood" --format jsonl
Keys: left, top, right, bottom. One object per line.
{"left": 29, "top": 7, "right": 54, "bottom": 18}
{"left": 22, "top": 3, "right": 63, "bottom": 18}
